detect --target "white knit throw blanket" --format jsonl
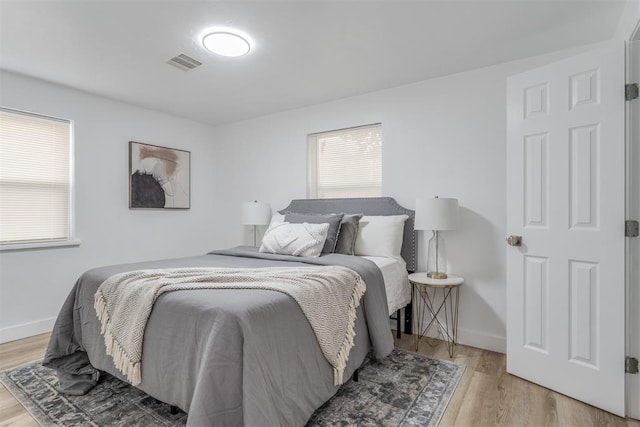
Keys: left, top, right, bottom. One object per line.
{"left": 94, "top": 266, "right": 366, "bottom": 387}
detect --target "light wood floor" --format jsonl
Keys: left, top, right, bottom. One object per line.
{"left": 0, "top": 333, "right": 49, "bottom": 427}
{"left": 1, "top": 332, "right": 639, "bottom": 426}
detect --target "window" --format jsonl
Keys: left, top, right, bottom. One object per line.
{"left": 307, "top": 123, "right": 382, "bottom": 198}
{"left": 0, "top": 107, "right": 75, "bottom": 248}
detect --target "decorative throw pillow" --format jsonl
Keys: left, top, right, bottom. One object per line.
{"left": 334, "top": 214, "right": 363, "bottom": 255}
{"left": 284, "top": 213, "right": 344, "bottom": 254}
{"left": 354, "top": 215, "right": 409, "bottom": 258}
{"left": 259, "top": 222, "right": 329, "bottom": 257}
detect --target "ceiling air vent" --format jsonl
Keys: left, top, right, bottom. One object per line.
{"left": 167, "top": 54, "right": 203, "bottom": 71}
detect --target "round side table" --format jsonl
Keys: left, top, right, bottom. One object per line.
{"left": 408, "top": 272, "right": 463, "bottom": 357}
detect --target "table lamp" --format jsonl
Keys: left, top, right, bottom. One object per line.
{"left": 415, "top": 196, "right": 459, "bottom": 279}
{"left": 242, "top": 200, "right": 271, "bottom": 246}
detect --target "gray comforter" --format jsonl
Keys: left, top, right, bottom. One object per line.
{"left": 43, "top": 246, "right": 394, "bottom": 426}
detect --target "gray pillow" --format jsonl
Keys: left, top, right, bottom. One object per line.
{"left": 284, "top": 212, "right": 344, "bottom": 254}
{"left": 334, "top": 214, "right": 363, "bottom": 255}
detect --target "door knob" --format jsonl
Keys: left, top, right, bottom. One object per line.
{"left": 506, "top": 235, "right": 522, "bottom": 246}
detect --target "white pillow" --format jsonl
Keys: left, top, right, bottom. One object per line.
{"left": 354, "top": 215, "right": 409, "bottom": 258}
{"left": 267, "top": 212, "right": 285, "bottom": 229}
{"left": 259, "top": 222, "right": 329, "bottom": 257}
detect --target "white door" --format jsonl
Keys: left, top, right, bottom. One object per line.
{"left": 506, "top": 43, "right": 626, "bottom": 416}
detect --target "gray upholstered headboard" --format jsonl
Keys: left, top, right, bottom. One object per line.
{"left": 279, "top": 197, "right": 417, "bottom": 272}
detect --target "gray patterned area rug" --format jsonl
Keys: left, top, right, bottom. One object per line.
{"left": 1, "top": 349, "right": 464, "bottom": 426}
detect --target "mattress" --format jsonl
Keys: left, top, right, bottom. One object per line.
{"left": 361, "top": 255, "right": 411, "bottom": 315}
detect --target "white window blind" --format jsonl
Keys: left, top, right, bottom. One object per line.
{"left": 308, "top": 123, "right": 382, "bottom": 198}
{"left": 0, "top": 108, "right": 73, "bottom": 245}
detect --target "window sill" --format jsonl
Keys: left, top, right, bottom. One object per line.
{"left": 0, "top": 239, "right": 82, "bottom": 252}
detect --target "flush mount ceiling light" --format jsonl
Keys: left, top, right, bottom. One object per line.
{"left": 202, "top": 32, "right": 251, "bottom": 57}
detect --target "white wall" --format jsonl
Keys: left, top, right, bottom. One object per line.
{"left": 210, "top": 46, "right": 599, "bottom": 353}
{"left": 0, "top": 71, "right": 221, "bottom": 343}
{"left": 614, "top": 0, "right": 640, "bottom": 41}
{"left": 0, "top": 44, "right": 603, "bottom": 351}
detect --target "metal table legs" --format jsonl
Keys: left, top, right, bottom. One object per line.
{"left": 413, "top": 284, "right": 460, "bottom": 357}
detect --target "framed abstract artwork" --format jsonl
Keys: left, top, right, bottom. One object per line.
{"left": 129, "top": 141, "right": 191, "bottom": 209}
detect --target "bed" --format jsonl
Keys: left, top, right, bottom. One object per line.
{"left": 43, "top": 197, "right": 416, "bottom": 426}
{"left": 278, "top": 198, "right": 415, "bottom": 335}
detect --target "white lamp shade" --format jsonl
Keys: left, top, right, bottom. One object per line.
{"left": 242, "top": 201, "right": 272, "bottom": 225}
{"left": 415, "top": 197, "right": 459, "bottom": 231}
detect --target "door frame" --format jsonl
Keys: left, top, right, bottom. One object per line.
{"left": 626, "top": 23, "right": 640, "bottom": 420}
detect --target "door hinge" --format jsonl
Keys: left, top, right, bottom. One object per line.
{"left": 627, "top": 220, "right": 639, "bottom": 237}
{"left": 627, "top": 83, "right": 639, "bottom": 101}
{"left": 626, "top": 357, "right": 639, "bottom": 374}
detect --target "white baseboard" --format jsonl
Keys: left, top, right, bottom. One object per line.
{"left": 3, "top": 316, "right": 506, "bottom": 353}
{"left": 455, "top": 327, "right": 506, "bottom": 354}
{"left": 393, "top": 320, "right": 506, "bottom": 354}
{"left": 0, "top": 317, "right": 55, "bottom": 344}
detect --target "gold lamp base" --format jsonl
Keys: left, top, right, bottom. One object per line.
{"left": 427, "top": 272, "right": 448, "bottom": 279}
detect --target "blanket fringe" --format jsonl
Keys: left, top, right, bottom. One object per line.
{"left": 94, "top": 290, "right": 142, "bottom": 385}
{"left": 333, "top": 275, "right": 366, "bottom": 386}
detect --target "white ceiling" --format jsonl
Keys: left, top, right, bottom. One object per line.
{"left": 0, "top": 1, "right": 627, "bottom": 126}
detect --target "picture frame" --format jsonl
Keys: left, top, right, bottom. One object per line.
{"left": 129, "top": 141, "right": 191, "bottom": 209}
